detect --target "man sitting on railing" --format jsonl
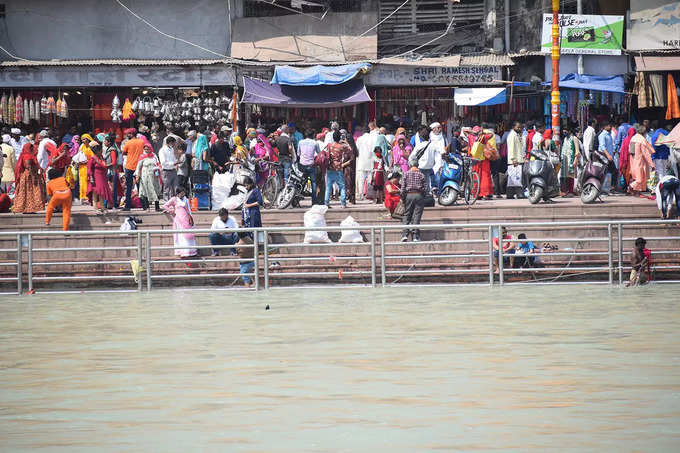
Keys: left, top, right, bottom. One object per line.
{"left": 493, "top": 227, "right": 515, "bottom": 273}
{"left": 209, "top": 208, "right": 238, "bottom": 257}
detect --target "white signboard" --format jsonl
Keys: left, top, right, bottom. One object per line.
{"left": 365, "top": 65, "right": 501, "bottom": 86}
{"left": 0, "top": 65, "right": 236, "bottom": 88}
{"left": 628, "top": 0, "right": 680, "bottom": 51}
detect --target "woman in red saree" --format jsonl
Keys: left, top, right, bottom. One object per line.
{"left": 13, "top": 139, "right": 46, "bottom": 213}
{"left": 384, "top": 172, "right": 401, "bottom": 215}
{"left": 87, "top": 142, "right": 113, "bottom": 213}
{"left": 474, "top": 128, "right": 495, "bottom": 200}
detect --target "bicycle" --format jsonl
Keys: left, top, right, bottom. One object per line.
{"left": 262, "top": 161, "right": 283, "bottom": 209}
{"left": 462, "top": 156, "right": 480, "bottom": 205}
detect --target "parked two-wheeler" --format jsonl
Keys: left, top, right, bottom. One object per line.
{"left": 524, "top": 149, "right": 559, "bottom": 204}
{"left": 438, "top": 153, "right": 480, "bottom": 206}
{"left": 580, "top": 149, "right": 609, "bottom": 204}
{"left": 275, "top": 162, "right": 313, "bottom": 209}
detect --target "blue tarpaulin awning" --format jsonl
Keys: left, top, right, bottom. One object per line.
{"left": 271, "top": 63, "right": 371, "bottom": 86}
{"left": 541, "top": 73, "right": 624, "bottom": 93}
{"left": 241, "top": 76, "right": 372, "bottom": 108}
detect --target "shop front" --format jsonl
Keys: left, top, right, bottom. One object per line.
{"left": 0, "top": 61, "right": 237, "bottom": 138}
{"left": 633, "top": 56, "right": 680, "bottom": 124}
{"left": 362, "top": 55, "right": 522, "bottom": 132}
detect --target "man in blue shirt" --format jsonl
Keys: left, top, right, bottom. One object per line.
{"left": 514, "top": 233, "right": 539, "bottom": 268}
{"left": 614, "top": 117, "right": 629, "bottom": 152}
{"left": 651, "top": 123, "right": 672, "bottom": 179}
{"left": 598, "top": 122, "right": 615, "bottom": 194}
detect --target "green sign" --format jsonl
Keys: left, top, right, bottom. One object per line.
{"left": 541, "top": 14, "right": 624, "bottom": 55}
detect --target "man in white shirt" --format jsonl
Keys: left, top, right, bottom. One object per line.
{"left": 507, "top": 121, "right": 524, "bottom": 164}
{"left": 355, "top": 122, "right": 377, "bottom": 200}
{"left": 410, "top": 126, "right": 437, "bottom": 192}
{"left": 159, "top": 136, "right": 178, "bottom": 201}
{"left": 37, "top": 129, "right": 56, "bottom": 172}
{"left": 209, "top": 208, "right": 239, "bottom": 256}
{"left": 324, "top": 121, "right": 340, "bottom": 146}
{"left": 429, "top": 122, "right": 448, "bottom": 176}
{"left": 531, "top": 124, "right": 544, "bottom": 151}
{"left": 582, "top": 119, "right": 597, "bottom": 161}
{"left": 9, "top": 128, "right": 23, "bottom": 159}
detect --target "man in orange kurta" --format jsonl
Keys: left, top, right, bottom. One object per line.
{"left": 45, "top": 169, "right": 73, "bottom": 231}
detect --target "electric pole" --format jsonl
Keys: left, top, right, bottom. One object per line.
{"left": 550, "top": 0, "right": 560, "bottom": 144}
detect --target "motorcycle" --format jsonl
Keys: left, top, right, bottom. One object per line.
{"left": 438, "top": 152, "right": 464, "bottom": 206}
{"left": 276, "top": 161, "right": 313, "bottom": 209}
{"left": 580, "top": 149, "right": 609, "bottom": 204}
{"left": 524, "top": 149, "right": 559, "bottom": 204}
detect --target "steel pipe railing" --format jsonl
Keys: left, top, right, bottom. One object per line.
{"left": 1, "top": 219, "right": 678, "bottom": 294}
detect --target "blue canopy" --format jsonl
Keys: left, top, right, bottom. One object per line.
{"left": 542, "top": 73, "right": 624, "bottom": 93}
{"left": 271, "top": 63, "right": 371, "bottom": 86}
{"left": 242, "top": 76, "right": 372, "bottom": 108}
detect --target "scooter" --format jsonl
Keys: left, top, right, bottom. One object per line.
{"left": 580, "top": 149, "right": 609, "bottom": 204}
{"left": 276, "top": 161, "right": 313, "bottom": 209}
{"left": 438, "top": 152, "right": 464, "bottom": 206}
{"left": 524, "top": 149, "right": 559, "bottom": 204}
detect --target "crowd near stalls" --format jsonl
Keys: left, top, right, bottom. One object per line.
{"left": 2, "top": 114, "right": 680, "bottom": 225}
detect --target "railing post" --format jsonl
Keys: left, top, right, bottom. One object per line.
{"left": 617, "top": 223, "right": 623, "bottom": 286}
{"left": 27, "top": 233, "right": 33, "bottom": 292}
{"left": 497, "top": 225, "right": 504, "bottom": 286}
{"left": 380, "top": 227, "right": 386, "bottom": 287}
{"left": 137, "top": 232, "right": 143, "bottom": 292}
{"left": 263, "top": 229, "right": 269, "bottom": 290}
{"left": 370, "top": 228, "right": 376, "bottom": 287}
{"left": 488, "top": 225, "right": 494, "bottom": 286}
{"left": 16, "top": 233, "right": 22, "bottom": 295}
{"left": 145, "top": 232, "right": 152, "bottom": 291}
{"left": 607, "top": 223, "right": 613, "bottom": 285}
{"left": 253, "top": 229, "right": 260, "bottom": 291}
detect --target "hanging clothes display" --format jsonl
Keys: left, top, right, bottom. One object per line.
{"left": 15, "top": 93, "right": 23, "bottom": 124}
{"left": 8, "top": 92, "right": 15, "bottom": 125}
{"left": 22, "top": 97, "right": 29, "bottom": 125}
{"left": 648, "top": 74, "right": 666, "bottom": 107}
{"left": 634, "top": 72, "right": 652, "bottom": 109}
{"left": 666, "top": 74, "right": 680, "bottom": 120}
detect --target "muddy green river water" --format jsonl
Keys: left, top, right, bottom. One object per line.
{"left": 1, "top": 285, "right": 679, "bottom": 452}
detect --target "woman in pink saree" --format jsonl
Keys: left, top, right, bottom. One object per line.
{"left": 163, "top": 187, "right": 197, "bottom": 258}
{"left": 253, "top": 134, "right": 273, "bottom": 187}
{"left": 629, "top": 126, "right": 655, "bottom": 194}
{"left": 391, "top": 134, "right": 412, "bottom": 174}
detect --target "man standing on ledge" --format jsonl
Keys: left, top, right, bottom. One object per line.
{"left": 400, "top": 159, "right": 427, "bottom": 243}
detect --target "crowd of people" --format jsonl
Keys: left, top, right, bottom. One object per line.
{"left": 1, "top": 115, "right": 679, "bottom": 230}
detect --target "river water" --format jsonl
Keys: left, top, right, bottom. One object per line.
{"left": 1, "top": 285, "right": 679, "bottom": 452}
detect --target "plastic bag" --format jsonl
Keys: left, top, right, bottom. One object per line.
{"left": 339, "top": 215, "right": 364, "bottom": 243}
{"left": 211, "top": 172, "right": 236, "bottom": 209}
{"left": 303, "top": 204, "right": 331, "bottom": 243}
{"left": 470, "top": 141, "right": 485, "bottom": 160}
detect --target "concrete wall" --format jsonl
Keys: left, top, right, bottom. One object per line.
{"left": 231, "top": 12, "right": 378, "bottom": 62}
{"left": 0, "top": 0, "right": 230, "bottom": 60}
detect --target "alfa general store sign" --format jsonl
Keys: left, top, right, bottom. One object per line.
{"left": 541, "top": 14, "right": 624, "bottom": 55}
{"left": 0, "top": 65, "right": 236, "bottom": 88}
{"left": 364, "top": 65, "right": 502, "bottom": 86}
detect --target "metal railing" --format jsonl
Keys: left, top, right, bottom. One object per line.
{"left": 1, "top": 219, "right": 679, "bottom": 294}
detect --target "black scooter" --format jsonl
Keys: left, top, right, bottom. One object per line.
{"left": 524, "top": 149, "right": 559, "bottom": 204}
{"left": 580, "top": 150, "right": 609, "bottom": 204}
{"left": 275, "top": 162, "right": 313, "bottom": 209}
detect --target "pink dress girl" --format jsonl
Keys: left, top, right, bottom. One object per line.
{"left": 163, "top": 195, "right": 198, "bottom": 257}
